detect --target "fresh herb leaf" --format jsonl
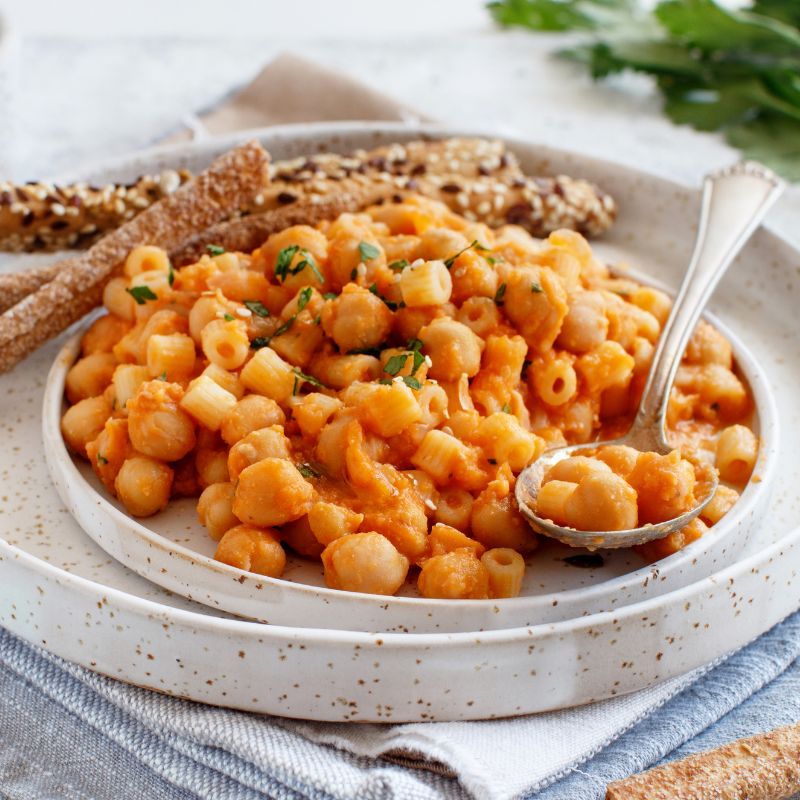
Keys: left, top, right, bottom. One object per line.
{"left": 488, "top": 0, "right": 800, "bottom": 178}
{"left": 125, "top": 285, "right": 158, "bottom": 305}
{"left": 388, "top": 259, "right": 410, "bottom": 272}
{"left": 444, "top": 240, "right": 479, "bottom": 269}
{"left": 563, "top": 553, "right": 605, "bottom": 569}
{"left": 206, "top": 244, "right": 226, "bottom": 256}
{"left": 297, "top": 287, "right": 313, "bottom": 312}
{"left": 495, "top": 282, "right": 507, "bottom": 306}
{"left": 368, "top": 283, "right": 399, "bottom": 310}
{"left": 378, "top": 378, "right": 393, "bottom": 385}
{"left": 275, "top": 245, "right": 300, "bottom": 281}
{"left": 410, "top": 348, "right": 426, "bottom": 375}
{"left": 407, "top": 338, "right": 424, "bottom": 352}
{"left": 223, "top": 313, "right": 235, "bottom": 321}
{"left": 294, "top": 251, "right": 325, "bottom": 283}
{"left": 350, "top": 268, "right": 358, "bottom": 281}
{"left": 292, "top": 367, "right": 325, "bottom": 388}
{"left": 402, "top": 376, "right": 422, "bottom": 390}
{"left": 530, "top": 281, "right": 543, "bottom": 293}
{"left": 501, "top": 402, "right": 512, "bottom": 413}
{"left": 243, "top": 299, "right": 270, "bottom": 318}
{"left": 271, "top": 317, "right": 295, "bottom": 339}
{"left": 358, "top": 241, "right": 381, "bottom": 262}
{"left": 158, "top": 371, "right": 168, "bottom": 381}
{"left": 486, "top": 255, "right": 504, "bottom": 265}
{"left": 292, "top": 375, "right": 299, "bottom": 396}
{"left": 97, "top": 454, "right": 109, "bottom": 465}
{"left": 384, "top": 354, "right": 409, "bottom": 376}
{"left": 167, "top": 262, "right": 175, "bottom": 287}
{"left": 322, "top": 292, "right": 338, "bottom": 300}
{"left": 250, "top": 337, "right": 270, "bottom": 350}
{"left": 297, "top": 463, "right": 322, "bottom": 479}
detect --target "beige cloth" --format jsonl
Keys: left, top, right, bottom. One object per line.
{"left": 168, "top": 52, "right": 429, "bottom": 142}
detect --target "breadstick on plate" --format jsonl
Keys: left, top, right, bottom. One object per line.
{"left": 0, "top": 138, "right": 616, "bottom": 252}
{"left": 0, "top": 140, "right": 270, "bottom": 374}
{"left": 0, "top": 261, "right": 62, "bottom": 313}
{"left": 606, "top": 721, "right": 800, "bottom": 800}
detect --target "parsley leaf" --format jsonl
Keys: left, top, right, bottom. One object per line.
{"left": 358, "top": 241, "right": 381, "bottom": 262}
{"left": 407, "top": 338, "right": 424, "bottom": 352}
{"left": 531, "top": 281, "right": 543, "bottom": 293}
{"left": 402, "top": 376, "right": 422, "bottom": 390}
{"left": 294, "top": 251, "right": 325, "bottom": 283}
{"left": 243, "top": 299, "right": 270, "bottom": 317}
{"left": 297, "top": 463, "right": 322, "bottom": 479}
{"left": 444, "top": 240, "right": 479, "bottom": 269}
{"left": 384, "top": 354, "right": 409, "bottom": 376}
{"left": 388, "top": 259, "right": 410, "bottom": 272}
{"left": 250, "top": 337, "right": 270, "bottom": 350}
{"left": 275, "top": 245, "right": 300, "bottom": 281}
{"left": 368, "top": 283, "right": 399, "bottom": 311}
{"left": 223, "top": 313, "right": 235, "bottom": 321}
{"left": 322, "top": 292, "right": 338, "bottom": 300}
{"left": 495, "top": 282, "right": 507, "bottom": 306}
{"left": 297, "top": 287, "right": 313, "bottom": 312}
{"left": 350, "top": 268, "right": 358, "bottom": 281}
{"left": 292, "top": 367, "right": 325, "bottom": 388}
{"left": 167, "top": 262, "right": 175, "bottom": 287}
{"left": 488, "top": 0, "right": 800, "bottom": 177}
{"left": 206, "top": 244, "right": 226, "bottom": 256}
{"left": 97, "top": 454, "right": 109, "bottom": 465}
{"left": 501, "top": 403, "right": 512, "bottom": 414}
{"left": 126, "top": 285, "right": 158, "bottom": 305}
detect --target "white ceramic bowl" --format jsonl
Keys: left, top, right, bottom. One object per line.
{"left": 41, "top": 124, "right": 781, "bottom": 633}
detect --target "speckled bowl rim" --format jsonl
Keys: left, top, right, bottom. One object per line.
{"left": 37, "top": 123, "right": 781, "bottom": 629}
{"left": 3, "top": 487, "right": 799, "bottom": 646}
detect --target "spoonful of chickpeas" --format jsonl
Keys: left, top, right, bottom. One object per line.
{"left": 515, "top": 162, "right": 784, "bottom": 549}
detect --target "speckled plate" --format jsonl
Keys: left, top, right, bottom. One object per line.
{"left": 36, "top": 123, "right": 787, "bottom": 633}
{"left": 1, "top": 122, "right": 799, "bottom": 719}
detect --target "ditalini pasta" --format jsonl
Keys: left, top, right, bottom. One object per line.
{"left": 61, "top": 194, "right": 758, "bottom": 599}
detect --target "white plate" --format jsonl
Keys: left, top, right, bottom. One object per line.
{"left": 1, "top": 123, "right": 799, "bottom": 720}
{"left": 38, "top": 123, "right": 784, "bottom": 633}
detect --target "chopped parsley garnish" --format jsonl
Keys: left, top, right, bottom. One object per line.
{"left": 292, "top": 367, "right": 325, "bottom": 388}
{"left": 297, "top": 287, "right": 313, "bottom": 312}
{"left": 275, "top": 246, "right": 324, "bottom": 283}
{"left": 407, "top": 338, "right": 423, "bottom": 352}
{"left": 350, "top": 268, "right": 358, "bottom": 281}
{"left": 158, "top": 371, "right": 168, "bottom": 381}
{"left": 388, "top": 259, "right": 410, "bottom": 272}
{"left": 530, "top": 282, "right": 543, "bottom": 294}
{"left": 494, "top": 282, "right": 507, "bottom": 306}
{"left": 501, "top": 403, "right": 512, "bottom": 414}
{"left": 271, "top": 317, "right": 296, "bottom": 339}
{"left": 384, "top": 354, "right": 409, "bottom": 376}
{"left": 97, "top": 454, "right": 109, "bottom": 465}
{"left": 322, "top": 292, "right": 338, "bottom": 300}
{"left": 444, "top": 239, "right": 479, "bottom": 269}
{"left": 358, "top": 241, "right": 381, "bottom": 262}
{"left": 250, "top": 337, "right": 270, "bottom": 350}
{"left": 125, "top": 285, "right": 158, "bottom": 305}
{"left": 243, "top": 299, "right": 270, "bottom": 317}
{"left": 402, "top": 376, "right": 422, "bottom": 390}
{"left": 378, "top": 378, "right": 393, "bottom": 385}
{"left": 486, "top": 255, "right": 504, "bottom": 266}
{"left": 167, "top": 262, "right": 175, "bottom": 287}
{"left": 223, "top": 313, "right": 235, "bottom": 321}
{"left": 275, "top": 245, "right": 300, "bottom": 281}
{"left": 206, "top": 244, "right": 226, "bottom": 256}
{"left": 297, "top": 463, "right": 322, "bottom": 479}
{"left": 368, "top": 283, "right": 399, "bottom": 311}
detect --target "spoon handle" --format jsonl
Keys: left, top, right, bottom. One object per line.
{"left": 627, "top": 162, "right": 784, "bottom": 451}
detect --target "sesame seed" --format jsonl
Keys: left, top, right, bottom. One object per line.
{"left": 236, "top": 307, "right": 252, "bottom": 318}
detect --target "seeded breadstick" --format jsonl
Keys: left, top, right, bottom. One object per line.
{"left": 0, "top": 140, "right": 270, "bottom": 374}
{"left": 0, "top": 139, "right": 616, "bottom": 252}
{"left": 0, "top": 170, "right": 193, "bottom": 252}
{"left": 606, "top": 722, "right": 800, "bottom": 800}
{"left": 172, "top": 187, "right": 393, "bottom": 265}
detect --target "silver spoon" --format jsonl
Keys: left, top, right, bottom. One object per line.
{"left": 515, "top": 162, "right": 784, "bottom": 549}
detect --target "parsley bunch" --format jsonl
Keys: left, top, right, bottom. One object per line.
{"left": 488, "top": 0, "right": 800, "bottom": 179}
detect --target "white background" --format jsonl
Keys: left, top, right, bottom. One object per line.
{"left": 0, "top": 0, "right": 796, "bottom": 241}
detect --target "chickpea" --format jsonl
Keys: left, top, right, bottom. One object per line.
{"left": 197, "top": 482, "right": 239, "bottom": 541}
{"left": 114, "top": 456, "right": 173, "bottom": 517}
{"left": 65, "top": 352, "right": 118, "bottom": 404}
{"left": 80, "top": 314, "right": 132, "bottom": 356}
{"left": 227, "top": 425, "right": 291, "bottom": 481}
{"left": 419, "top": 317, "right": 484, "bottom": 382}
{"left": 320, "top": 285, "right": 393, "bottom": 352}
{"left": 61, "top": 394, "right": 112, "bottom": 457}
{"left": 322, "top": 532, "right": 408, "bottom": 595}
{"left": 127, "top": 381, "right": 196, "bottom": 462}
{"left": 214, "top": 524, "right": 286, "bottom": 577}
{"left": 417, "top": 550, "right": 490, "bottom": 599}
{"left": 233, "top": 457, "right": 315, "bottom": 527}
{"left": 220, "top": 395, "right": 286, "bottom": 446}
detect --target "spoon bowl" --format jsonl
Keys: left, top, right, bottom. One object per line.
{"left": 516, "top": 161, "right": 784, "bottom": 550}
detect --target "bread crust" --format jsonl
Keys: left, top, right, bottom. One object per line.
{"left": 606, "top": 722, "right": 800, "bottom": 800}
{"left": 0, "top": 140, "right": 269, "bottom": 373}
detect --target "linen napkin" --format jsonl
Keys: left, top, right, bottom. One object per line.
{"left": 2, "top": 52, "right": 797, "bottom": 800}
